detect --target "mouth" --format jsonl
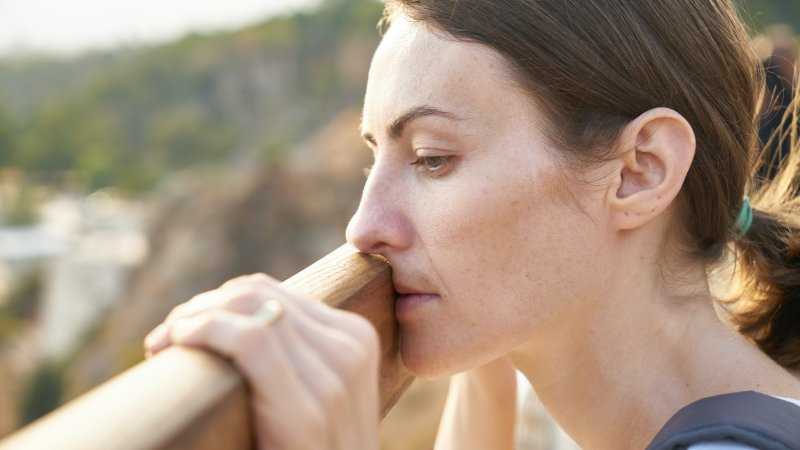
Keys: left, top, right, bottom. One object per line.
{"left": 392, "top": 279, "right": 437, "bottom": 296}
{"left": 393, "top": 280, "right": 440, "bottom": 317}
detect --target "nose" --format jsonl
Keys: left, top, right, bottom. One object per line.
{"left": 346, "top": 164, "right": 412, "bottom": 255}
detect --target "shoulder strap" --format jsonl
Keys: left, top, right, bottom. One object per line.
{"left": 647, "top": 391, "right": 800, "bottom": 450}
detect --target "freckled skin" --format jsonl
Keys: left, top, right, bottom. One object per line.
{"left": 347, "top": 16, "right": 614, "bottom": 378}
{"left": 343, "top": 16, "right": 800, "bottom": 450}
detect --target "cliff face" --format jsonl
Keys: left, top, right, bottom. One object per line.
{"left": 66, "top": 110, "right": 370, "bottom": 395}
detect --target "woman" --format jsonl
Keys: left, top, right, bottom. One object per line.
{"left": 144, "top": 1, "right": 800, "bottom": 448}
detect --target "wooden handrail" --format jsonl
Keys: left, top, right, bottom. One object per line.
{"left": 0, "top": 244, "right": 414, "bottom": 450}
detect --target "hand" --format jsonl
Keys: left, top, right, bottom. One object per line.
{"left": 144, "top": 273, "right": 381, "bottom": 450}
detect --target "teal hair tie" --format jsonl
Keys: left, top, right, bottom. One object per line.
{"left": 733, "top": 196, "right": 753, "bottom": 238}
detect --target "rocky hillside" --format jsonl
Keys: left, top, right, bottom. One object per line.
{"left": 64, "top": 108, "right": 369, "bottom": 393}
{"left": 61, "top": 110, "right": 448, "bottom": 450}
{"left": 0, "top": 0, "right": 382, "bottom": 192}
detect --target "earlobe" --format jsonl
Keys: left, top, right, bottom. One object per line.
{"left": 607, "top": 108, "right": 696, "bottom": 231}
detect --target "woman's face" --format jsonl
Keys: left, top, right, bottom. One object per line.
{"left": 347, "top": 14, "right": 610, "bottom": 378}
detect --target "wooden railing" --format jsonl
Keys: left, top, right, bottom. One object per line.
{"left": 0, "top": 244, "right": 414, "bottom": 449}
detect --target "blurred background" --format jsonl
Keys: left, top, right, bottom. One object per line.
{"left": 0, "top": 0, "right": 797, "bottom": 448}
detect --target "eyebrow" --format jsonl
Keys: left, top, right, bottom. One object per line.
{"left": 361, "top": 105, "right": 463, "bottom": 145}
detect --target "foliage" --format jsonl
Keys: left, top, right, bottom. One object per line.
{"left": 0, "top": 107, "right": 15, "bottom": 168}
{"left": 0, "top": 0, "right": 792, "bottom": 194}
{"left": 0, "top": 269, "right": 43, "bottom": 341}
{"left": 2, "top": 269, "right": 43, "bottom": 321}
{"left": 740, "top": 0, "right": 800, "bottom": 31}
{"left": 0, "top": 0, "right": 384, "bottom": 192}
{"left": 17, "top": 361, "right": 64, "bottom": 426}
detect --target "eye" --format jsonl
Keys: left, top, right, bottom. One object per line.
{"left": 410, "top": 156, "right": 453, "bottom": 176}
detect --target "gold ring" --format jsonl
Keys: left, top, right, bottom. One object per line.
{"left": 252, "top": 299, "right": 284, "bottom": 326}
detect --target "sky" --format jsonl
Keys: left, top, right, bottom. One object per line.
{"left": 0, "top": 0, "right": 319, "bottom": 56}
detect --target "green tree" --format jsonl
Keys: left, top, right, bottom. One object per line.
{"left": 0, "top": 107, "right": 15, "bottom": 167}
{"left": 0, "top": 0, "right": 384, "bottom": 192}
{"left": 18, "top": 362, "right": 64, "bottom": 426}
{"left": 740, "top": 0, "right": 800, "bottom": 30}
{"left": 0, "top": 270, "right": 43, "bottom": 340}
{"left": 146, "top": 105, "right": 235, "bottom": 170}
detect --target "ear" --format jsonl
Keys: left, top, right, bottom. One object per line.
{"left": 606, "top": 108, "right": 696, "bottom": 231}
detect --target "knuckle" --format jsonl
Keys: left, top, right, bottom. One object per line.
{"left": 198, "top": 313, "right": 220, "bottom": 330}
{"left": 246, "top": 273, "right": 272, "bottom": 283}
{"left": 221, "top": 274, "right": 268, "bottom": 293}
{"left": 348, "top": 316, "right": 380, "bottom": 353}
{"left": 221, "top": 274, "right": 255, "bottom": 287}
{"left": 319, "top": 375, "right": 347, "bottom": 409}
{"left": 231, "top": 273, "right": 273, "bottom": 288}
{"left": 166, "top": 301, "right": 192, "bottom": 322}
{"left": 302, "top": 405, "right": 328, "bottom": 443}
{"left": 336, "top": 340, "right": 373, "bottom": 380}
{"left": 222, "top": 286, "right": 261, "bottom": 311}
{"left": 170, "top": 316, "right": 207, "bottom": 343}
{"left": 233, "top": 323, "right": 267, "bottom": 357}
{"left": 166, "top": 291, "right": 211, "bottom": 321}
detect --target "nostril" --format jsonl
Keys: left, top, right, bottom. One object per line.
{"left": 346, "top": 213, "right": 389, "bottom": 255}
{"left": 346, "top": 228, "right": 378, "bottom": 254}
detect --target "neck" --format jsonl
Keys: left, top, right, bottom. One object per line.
{"left": 509, "top": 245, "right": 800, "bottom": 449}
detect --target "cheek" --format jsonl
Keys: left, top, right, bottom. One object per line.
{"left": 400, "top": 158, "right": 602, "bottom": 377}
{"left": 402, "top": 190, "right": 559, "bottom": 376}
{"left": 424, "top": 167, "right": 572, "bottom": 301}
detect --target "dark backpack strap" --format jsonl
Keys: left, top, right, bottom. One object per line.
{"left": 646, "top": 391, "right": 800, "bottom": 450}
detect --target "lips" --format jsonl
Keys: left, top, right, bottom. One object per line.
{"left": 393, "top": 279, "right": 439, "bottom": 317}
{"left": 392, "top": 279, "right": 434, "bottom": 296}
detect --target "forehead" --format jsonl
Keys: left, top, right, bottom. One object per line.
{"left": 362, "top": 14, "right": 526, "bottom": 132}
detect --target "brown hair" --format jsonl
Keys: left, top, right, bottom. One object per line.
{"left": 382, "top": 0, "right": 800, "bottom": 368}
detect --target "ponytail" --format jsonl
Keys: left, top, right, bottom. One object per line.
{"left": 726, "top": 87, "right": 800, "bottom": 369}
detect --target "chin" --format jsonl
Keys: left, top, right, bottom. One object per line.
{"left": 400, "top": 352, "right": 453, "bottom": 380}
{"left": 399, "top": 333, "right": 471, "bottom": 380}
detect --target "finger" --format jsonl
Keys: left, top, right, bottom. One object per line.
{"left": 145, "top": 287, "right": 263, "bottom": 356}
{"left": 144, "top": 323, "right": 170, "bottom": 356}
{"left": 168, "top": 276, "right": 313, "bottom": 324}
{"left": 167, "top": 309, "right": 334, "bottom": 449}
{"left": 146, "top": 286, "right": 298, "bottom": 357}
{"left": 268, "top": 329, "right": 349, "bottom": 449}
{"left": 240, "top": 295, "right": 377, "bottom": 450}
{"left": 215, "top": 274, "right": 376, "bottom": 346}
{"left": 284, "top": 310, "right": 379, "bottom": 449}
{"left": 218, "top": 274, "right": 331, "bottom": 316}
{"left": 163, "top": 285, "right": 263, "bottom": 324}
{"left": 220, "top": 272, "right": 282, "bottom": 290}
{"left": 279, "top": 321, "right": 363, "bottom": 449}
{"left": 219, "top": 277, "right": 353, "bottom": 337}
{"left": 260, "top": 282, "right": 377, "bottom": 342}
{"left": 168, "top": 310, "right": 287, "bottom": 362}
